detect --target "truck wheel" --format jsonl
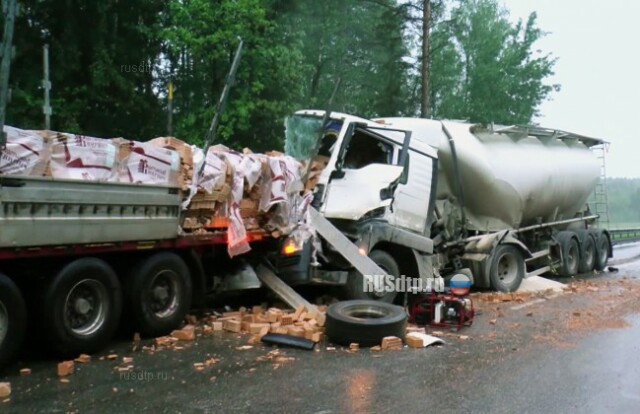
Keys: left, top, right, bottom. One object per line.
{"left": 344, "top": 250, "right": 398, "bottom": 303}
{"left": 593, "top": 231, "right": 611, "bottom": 271}
{"left": 576, "top": 230, "right": 596, "bottom": 273}
{"left": 0, "top": 273, "right": 27, "bottom": 369}
{"left": 557, "top": 232, "right": 580, "bottom": 277}
{"left": 42, "top": 258, "right": 122, "bottom": 356}
{"left": 325, "top": 300, "right": 407, "bottom": 347}
{"left": 126, "top": 252, "right": 192, "bottom": 337}
{"left": 488, "top": 244, "right": 524, "bottom": 292}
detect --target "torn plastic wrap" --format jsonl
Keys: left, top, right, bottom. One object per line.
{"left": 210, "top": 145, "right": 251, "bottom": 257}
{"left": 0, "top": 126, "right": 49, "bottom": 176}
{"left": 180, "top": 145, "right": 204, "bottom": 210}
{"left": 49, "top": 133, "right": 118, "bottom": 181}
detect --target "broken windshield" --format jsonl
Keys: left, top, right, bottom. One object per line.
{"left": 284, "top": 115, "right": 343, "bottom": 161}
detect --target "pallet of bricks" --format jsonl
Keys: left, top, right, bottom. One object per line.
{"left": 177, "top": 147, "right": 277, "bottom": 235}
{"left": 0, "top": 127, "right": 181, "bottom": 186}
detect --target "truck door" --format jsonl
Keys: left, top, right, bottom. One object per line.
{"left": 321, "top": 123, "right": 411, "bottom": 220}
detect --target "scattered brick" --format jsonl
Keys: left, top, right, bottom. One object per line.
{"left": 171, "top": 325, "right": 196, "bottom": 341}
{"left": 74, "top": 354, "right": 91, "bottom": 363}
{"left": 405, "top": 335, "right": 424, "bottom": 348}
{"left": 57, "top": 361, "right": 75, "bottom": 377}
{"left": 20, "top": 368, "right": 31, "bottom": 376}
{"left": 287, "top": 326, "right": 305, "bottom": 337}
{"left": 281, "top": 314, "right": 294, "bottom": 326}
{"left": 223, "top": 319, "right": 242, "bottom": 333}
{"left": 381, "top": 336, "right": 403, "bottom": 350}
{"left": 0, "top": 383, "right": 10, "bottom": 399}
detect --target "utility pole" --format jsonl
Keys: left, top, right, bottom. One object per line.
{"left": 42, "top": 44, "right": 51, "bottom": 129}
{"left": 167, "top": 80, "right": 173, "bottom": 136}
{"left": 0, "top": 0, "right": 17, "bottom": 147}
{"left": 421, "top": 0, "right": 431, "bottom": 118}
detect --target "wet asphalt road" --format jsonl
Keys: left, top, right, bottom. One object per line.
{"left": 2, "top": 243, "right": 640, "bottom": 414}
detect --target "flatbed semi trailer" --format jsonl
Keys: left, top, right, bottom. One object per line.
{"left": 0, "top": 176, "right": 274, "bottom": 367}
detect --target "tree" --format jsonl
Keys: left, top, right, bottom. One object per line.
{"left": 433, "top": 0, "right": 559, "bottom": 124}
{"left": 8, "top": 0, "right": 167, "bottom": 138}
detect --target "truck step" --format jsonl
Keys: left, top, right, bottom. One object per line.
{"left": 526, "top": 249, "right": 551, "bottom": 262}
{"left": 526, "top": 265, "right": 552, "bottom": 277}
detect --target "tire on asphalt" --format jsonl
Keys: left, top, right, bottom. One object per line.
{"left": 575, "top": 229, "right": 596, "bottom": 274}
{"left": 591, "top": 230, "right": 611, "bottom": 271}
{"left": 344, "top": 250, "right": 398, "bottom": 303}
{"left": 125, "top": 252, "right": 192, "bottom": 338}
{"left": 0, "top": 273, "right": 27, "bottom": 369}
{"left": 556, "top": 231, "right": 580, "bottom": 277}
{"left": 488, "top": 244, "right": 525, "bottom": 292}
{"left": 42, "top": 258, "right": 122, "bottom": 357}
{"left": 325, "top": 300, "right": 407, "bottom": 347}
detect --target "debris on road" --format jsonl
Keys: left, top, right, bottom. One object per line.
{"left": 0, "top": 382, "right": 10, "bottom": 398}
{"left": 381, "top": 336, "right": 403, "bottom": 350}
{"left": 57, "top": 361, "right": 75, "bottom": 377}
{"left": 171, "top": 324, "right": 196, "bottom": 340}
{"left": 405, "top": 333, "right": 445, "bottom": 348}
{"left": 19, "top": 368, "right": 31, "bottom": 376}
{"left": 74, "top": 354, "right": 91, "bottom": 363}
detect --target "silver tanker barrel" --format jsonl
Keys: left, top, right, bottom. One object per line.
{"left": 438, "top": 121, "right": 602, "bottom": 233}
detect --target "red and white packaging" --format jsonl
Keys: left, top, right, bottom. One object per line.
{"left": 0, "top": 126, "right": 49, "bottom": 176}
{"left": 49, "top": 133, "right": 117, "bottom": 181}
{"left": 116, "top": 140, "right": 180, "bottom": 186}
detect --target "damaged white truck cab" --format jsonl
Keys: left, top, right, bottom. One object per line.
{"left": 274, "top": 110, "right": 442, "bottom": 303}
{"left": 273, "top": 109, "right": 612, "bottom": 300}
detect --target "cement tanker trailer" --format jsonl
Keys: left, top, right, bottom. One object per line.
{"left": 274, "top": 110, "right": 612, "bottom": 298}
{"left": 376, "top": 118, "right": 612, "bottom": 291}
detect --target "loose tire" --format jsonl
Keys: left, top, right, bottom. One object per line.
{"left": 344, "top": 250, "right": 398, "bottom": 303}
{"left": 325, "top": 300, "right": 407, "bottom": 347}
{"left": 592, "top": 231, "right": 611, "bottom": 271}
{"left": 488, "top": 244, "right": 525, "bottom": 292}
{"left": 576, "top": 230, "right": 596, "bottom": 274}
{"left": 557, "top": 232, "right": 580, "bottom": 277}
{"left": 0, "top": 273, "right": 27, "bottom": 369}
{"left": 126, "top": 252, "right": 192, "bottom": 337}
{"left": 42, "top": 258, "right": 122, "bottom": 356}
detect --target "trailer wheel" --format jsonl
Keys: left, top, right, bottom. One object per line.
{"left": 593, "top": 231, "right": 611, "bottom": 271}
{"left": 557, "top": 232, "right": 580, "bottom": 277}
{"left": 0, "top": 273, "right": 27, "bottom": 369}
{"left": 488, "top": 244, "right": 524, "bottom": 292}
{"left": 126, "top": 252, "right": 192, "bottom": 337}
{"left": 576, "top": 230, "right": 596, "bottom": 273}
{"left": 344, "top": 250, "right": 398, "bottom": 303}
{"left": 42, "top": 258, "right": 122, "bottom": 356}
{"left": 325, "top": 300, "right": 407, "bottom": 347}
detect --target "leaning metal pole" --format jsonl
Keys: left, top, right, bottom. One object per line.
{"left": 0, "top": 0, "right": 17, "bottom": 148}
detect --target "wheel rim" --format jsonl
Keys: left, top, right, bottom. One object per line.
{"left": 567, "top": 243, "right": 578, "bottom": 273}
{"left": 64, "top": 279, "right": 109, "bottom": 337}
{"left": 585, "top": 243, "right": 595, "bottom": 267}
{"left": 342, "top": 304, "right": 391, "bottom": 319}
{"left": 367, "top": 265, "right": 389, "bottom": 299}
{"left": 0, "top": 301, "right": 8, "bottom": 345}
{"left": 496, "top": 252, "right": 519, "bottom": 285}
{"left": 147, "top": 270, "right": 180, "bottom": 319}
{"left": 598, "top": 239, "right": 608, "bottom": 265}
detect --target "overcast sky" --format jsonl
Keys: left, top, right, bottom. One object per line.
{"left": 500, "top": 0, "right": 640, "bottom": 178}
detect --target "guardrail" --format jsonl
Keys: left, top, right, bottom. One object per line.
{"left": 610, "top": 228, "right": 640, "bottom": 245}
